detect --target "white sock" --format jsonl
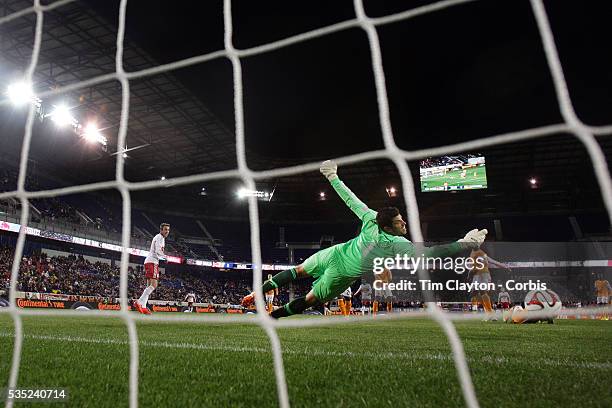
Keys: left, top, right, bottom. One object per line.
{"left": 138, "top": 285, "right": 155, "bottom": 307}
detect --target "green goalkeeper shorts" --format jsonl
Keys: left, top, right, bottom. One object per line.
{"left": 302, "top": 246, "right": 357, "bottom": 303}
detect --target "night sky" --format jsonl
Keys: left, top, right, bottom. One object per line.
{"left": 84, "top": 0, "right": 612, "bottom": 166}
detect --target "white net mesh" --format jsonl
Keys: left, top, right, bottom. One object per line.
{"left": 1, "top": 0, "right": 612, "bottom": 407}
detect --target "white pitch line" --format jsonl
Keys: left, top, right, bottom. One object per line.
{"left": 0, "top": 332, "right": 609, "bottom": 371}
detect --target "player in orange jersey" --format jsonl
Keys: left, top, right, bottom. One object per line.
{"left": 594, "top": 278, "right": 611, "bottom": 320}
{"left": 337, "top": 286, "right": 352, "bottom": 316}
{"left": 467, "top": 246, "right": 510, "bottom": 319}
{"left": 372, "top": 268, "right": 392, "bottom": 315}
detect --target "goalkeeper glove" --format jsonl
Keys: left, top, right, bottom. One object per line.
{"left": 320, "top": 160, "right": 338, "bottom": 181}
{"left": 458, "top": 228, "right": 488, "bottom": 249}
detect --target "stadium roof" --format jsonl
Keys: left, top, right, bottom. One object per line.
{"left": 0, "top": 0, "right": 611, "bottom": 224}
{"left": 1, "top": 0, "right": 238, "bottom": 180}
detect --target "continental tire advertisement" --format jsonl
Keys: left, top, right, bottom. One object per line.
{"left": 16, "top": 299, "right": 110, "bottom": 310}
{"left": 15, "top": 299, "right": 238, "bottom": 313}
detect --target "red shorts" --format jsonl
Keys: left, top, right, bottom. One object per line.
{"left": 144, "top": 263, "right": 159, "bottom": 280}
{"left": 501, "top": 301, "right": 510, "bottom": 309}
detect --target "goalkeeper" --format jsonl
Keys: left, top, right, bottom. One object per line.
{"left": 241, "top": 160, "right": 487, "bottom": 318}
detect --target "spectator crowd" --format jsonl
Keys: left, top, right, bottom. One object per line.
{"left": 0, "top": 247, "right": 259, "bottom": 305}
{"left": 0, "top": 246, "right": 597, "bottom": 308}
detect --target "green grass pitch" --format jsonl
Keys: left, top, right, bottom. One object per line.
{"left": 0, "top": 314, "right": 610, "bottom": 407}
{"left": 421, "top": 166, "right": 488, "bottom": 191}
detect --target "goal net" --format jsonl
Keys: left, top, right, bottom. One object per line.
{"left": 1, "top": 1, "right": 611, "bottom": 408}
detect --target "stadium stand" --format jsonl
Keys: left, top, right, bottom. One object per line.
{"left": 0, "top": 240, "right": 598, "bottom": 308}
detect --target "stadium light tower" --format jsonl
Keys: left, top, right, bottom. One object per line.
{"left": 6, "top": 81, "right": 35, "bottom": 106}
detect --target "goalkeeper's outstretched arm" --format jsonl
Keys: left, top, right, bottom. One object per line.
{"left": 432, "top": 229, "right": 489, "bottom": 257}
{"left": 395, "top": 229, "right": 489, "bottom": 260}
{"left": 320, "top": 160, "right": 373, "bottom": 220}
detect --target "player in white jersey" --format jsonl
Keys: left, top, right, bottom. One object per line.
{"left": 354, "top": 282, "right": 372, "bottom": 315}
{"left": 184, "top": 292, "right": 196, "bottom": 312}
{"left": 338, "top": 286, "right": 352, "bottom": 316}
{"left": 135, "top": 223, "right": 170, "bottom": 315}
{"left": 497, "top": 290, "right": 511, "bottom": 310}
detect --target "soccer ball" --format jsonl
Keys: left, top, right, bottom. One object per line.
{"left": 524, "top": 289, "right": 562, "bottom": 323}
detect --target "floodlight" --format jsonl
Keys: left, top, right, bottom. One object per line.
{"left": 82, "top": 123, "right": 107, "bottom": 146}
{"left": 49, "top": 104, "right": 76, "bottom": 127}
{"left": 6, "top": 81, "right": 34, "bottom": 106}
{"left": 237, "top": 188, "right": 269, "bottom": 200}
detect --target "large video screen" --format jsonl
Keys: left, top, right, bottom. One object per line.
{"left": 420, "top": 154, "right": 487, "bottom": 192}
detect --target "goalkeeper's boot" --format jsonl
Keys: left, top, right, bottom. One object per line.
{"left": 241, "top": 292, "right": 255, "bottom": 308}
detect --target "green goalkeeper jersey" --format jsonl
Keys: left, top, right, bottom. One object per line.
{"left": 329, "top": 177, "right": 462, "bottom": 278}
